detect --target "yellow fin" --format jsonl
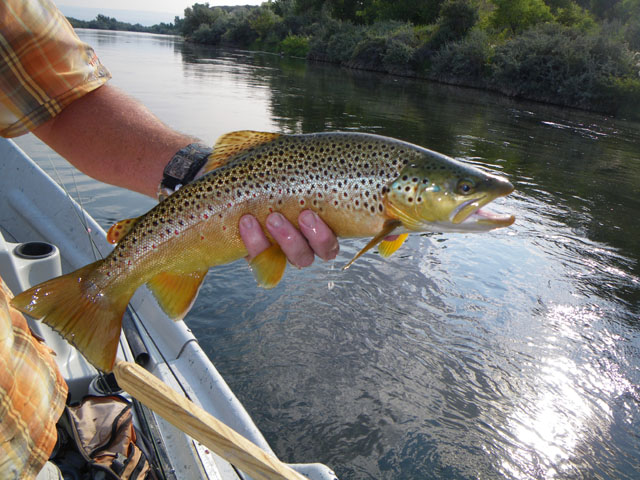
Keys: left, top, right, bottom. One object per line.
{"left": 249, "top": 243, "right": 287, "bottom": 289}
{"left": 343, "top": 220, "right": 401, "bottom": 270}
{"left": 107, "top": 217, "right": 138, "bottom": 244}
{"left": 10, "top": 260, "right": 129, "bottom": 372}
{"left": 202, "top": 130, "right": 281, "bottom": 174}
{"left": 378, "top": 233, "right": 409, "bottom": 258}
{"left": 147, "top": 269, "right": 208, "bottom": 319}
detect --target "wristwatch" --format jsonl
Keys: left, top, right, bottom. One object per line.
{"left": 157, "top": 143, "right": 212, "bottom": 201}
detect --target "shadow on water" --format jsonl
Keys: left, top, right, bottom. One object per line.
{"left": 18, "top": 34, "right": 640, "bottom": 480}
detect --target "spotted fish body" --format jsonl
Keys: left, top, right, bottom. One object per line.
{"left": 12, "top": 131, "right": 514, "bottom": 371}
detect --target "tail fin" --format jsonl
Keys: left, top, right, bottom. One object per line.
{"left": 10, "top": 260, "right": 130, "bottom": 372}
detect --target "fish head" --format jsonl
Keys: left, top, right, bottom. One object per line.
{"left": 385, "top": 150, "right": 515, "bottom": 233}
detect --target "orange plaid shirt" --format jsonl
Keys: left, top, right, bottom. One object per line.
{"left": 0, "top": 276, "right": 68, "bottom": 480}
{"left": 0, "top": 0, "right": 111, "bottom": 137}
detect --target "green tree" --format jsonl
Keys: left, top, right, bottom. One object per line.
{"left": 182, "top": 3, "right": 220, "bottom": 36}
{"left": 617, "top": 0, "right": 640, "bottom": 49}
{"left": 491, "top": 0, "right": 554, "bottom": 33}
{"left": 331, "top": 0, "right": 372, "bottom": 24}
{"left": 249, "top": 6, "right": 283, "bottom": 40}
{"left": 439, "top": 0, "right": 479, "bottom": 38}
{"left": 357, "top": 0, "right": 444, "bottom": 25}
{"left": 271, "top": 0, "right": 296, "bottom": 17}
{"left": 92, "top": 14, "right": 118, "bottom": 30}
{"left": 554, "top": 2, "right": 596, "bottom": 30}
{"left": 584, "top": 0, "right": 621, "bottom": 19}
{"left": 222, "top": 8, "right": 258, "bottom": 46}
{"left": 293, "top": 0, "right": 326, "bottom": 14}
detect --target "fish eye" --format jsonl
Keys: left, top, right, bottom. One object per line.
{"left": 457, "top": 179, "right": 475, "bottom": 195}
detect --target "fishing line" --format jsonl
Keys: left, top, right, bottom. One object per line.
{"left": 68, "top": 168, "right": 104, "bottom": 261}
{"left": 46, "top": 154, "right": 104, "bottom": 261}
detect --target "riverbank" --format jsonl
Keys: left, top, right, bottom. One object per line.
{"left": 70, "top": 1, "right": 640, "bottom": 119}
{"left": 178, "top": 1, "right": 640, "bottom": 120}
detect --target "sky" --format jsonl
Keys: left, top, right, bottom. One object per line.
{"left": 58, "top": 0, "right": 262, "bottom": 25}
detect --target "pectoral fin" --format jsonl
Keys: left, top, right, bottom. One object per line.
{"left": 343, "top": 220, "right": 401, "bottom": 270}
{"left": 147, "top": 269, "right": 208, "bottom": 319}
{"left": 250, "top": 243, "right": 287, "bottom": 289}
{"left": 107, "top": 217, "right": 139, "bottom": 244}
{"left": 378, "top": 233, "right": 408, "bottom": 258}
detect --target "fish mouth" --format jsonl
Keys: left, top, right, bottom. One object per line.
{"left": 451, "top": 196, "right": 486, "bottom": 224}
{"left": 450, "top": 186, "right": 515, "bottom": 228}
{"left": 463, "top": 207, "right": 515, "bottom": 227}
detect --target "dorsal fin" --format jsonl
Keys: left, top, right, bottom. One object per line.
{"left": 201, "top": 131, "right": 281, "bottom": 175}
{"left": 107, "top": 217, "right": 138, "bottom": 244}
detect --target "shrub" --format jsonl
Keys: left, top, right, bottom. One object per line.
{"left": 601, "top": 75, "right": 640, "bottom": 116}
{"left": 490, "top": 0, "right": 554, "bottom": 34}
{"left": 307, "top": 18, "right": 365, "bottom": 63}
{"left": 490, "top": 23, "right": 639, "bottom": 109}
{"left": 382, "top": 39, "right": 416, "bottom": 73}
{"left": 343, "top": 25, "right": 420, "bottom": 74}
{"left": 280, "top": 34, "right": 310, "bottom": 57}
{"left": 409, "top": 24, "right": 440, "bottom": 72}
{"left": 349, "top": 37, "right": 388, "bottom": 71}
{"left": 430, "top": 29, "right": 491, "bottom": 82}
{"left": 325, "top": 30, "right": 364, "bottom": 62}
{"left": 624, "top": 18, "right": 640, "bottom": 50}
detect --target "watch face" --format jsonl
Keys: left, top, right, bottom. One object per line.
{"left": 159, "top": 143, "right": 212, "bottom": 199}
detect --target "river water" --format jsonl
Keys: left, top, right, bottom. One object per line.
{"left": 15, "top": 30, "right": 640, "bottom": 480}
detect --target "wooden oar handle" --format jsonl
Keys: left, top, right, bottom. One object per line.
{"left": 113, "top": 361, "right": 307, "bottom": 480}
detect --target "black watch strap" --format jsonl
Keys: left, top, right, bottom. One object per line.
{"left": 158, "top": 143, "right": 212, "bottom": 201}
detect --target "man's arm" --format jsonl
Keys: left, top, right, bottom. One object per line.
{"left": 33, "top": 84, "right": 339, "bottom": 263}
{"left": 33, "top": 84, "right": 189, "bottom": 198}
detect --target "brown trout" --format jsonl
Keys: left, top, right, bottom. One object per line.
{"left": 11, "top": 131, "right": 514, "bottom": 371}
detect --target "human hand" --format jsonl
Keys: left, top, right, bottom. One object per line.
{"left": 239, "top": 210, "right": 339, "bottom": 267}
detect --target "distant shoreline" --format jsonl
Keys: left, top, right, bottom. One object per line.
{"left": 60, "top": 5, "right": 177, "bottom": 27}
{"left": 66, "top": 15, "right": 178, "bottom": 35}
{"left": 68, "top": 0, "right": 640, "bottom": 121}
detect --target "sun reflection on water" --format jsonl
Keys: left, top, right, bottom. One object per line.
{"left": 499, "top": 303, "right": 633, "bottom": 479}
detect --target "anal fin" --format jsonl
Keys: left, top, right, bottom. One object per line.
{"left": 378, "top": 233, "right": 408, "bottom": 258}
{"left": 249, "top": 243, "right": 287, "bottom": 289}
{"left": 147, "top": 269, "right": 208, "bottom": 319}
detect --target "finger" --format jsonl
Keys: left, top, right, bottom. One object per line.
{"left": 239, "top": 215, "right": 271, "bottom": 261}
{"left": 297, "top": 210, "right": 339, "bottom": 261}
{"left": 265, "top": 213, "right": 315, "bottom": 268}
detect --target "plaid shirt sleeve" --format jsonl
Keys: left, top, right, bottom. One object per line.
{"left": 0, "top": 0, "right": 111, "bottom": 137}
{"left": 0, "top": 276, "right": 68, "bottom": 479}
